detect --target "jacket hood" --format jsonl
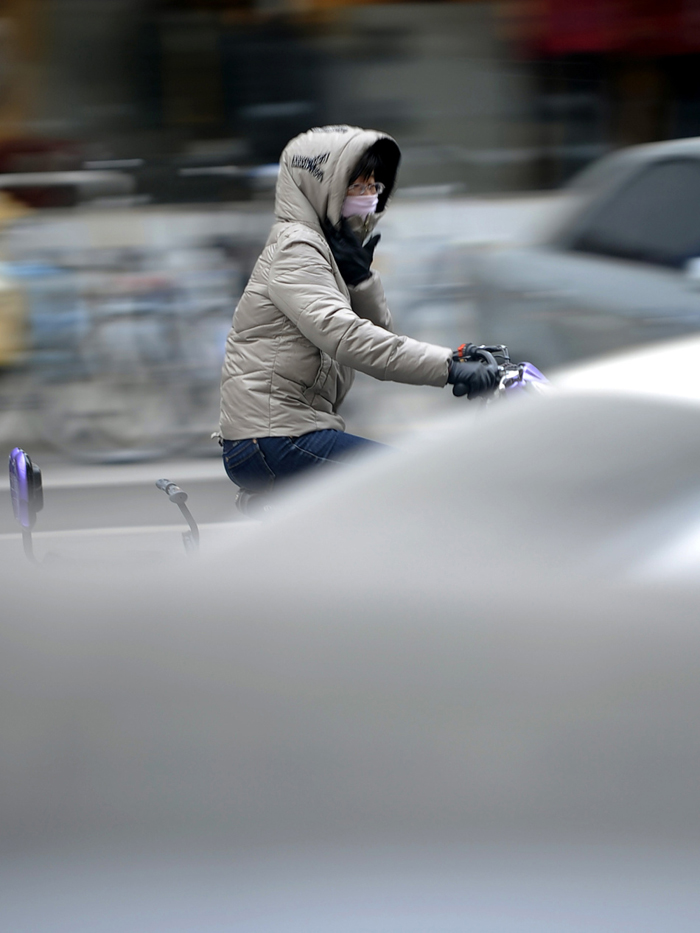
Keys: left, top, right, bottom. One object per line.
{"left": 274, "top": 125, "right": 401, "bottom": 231}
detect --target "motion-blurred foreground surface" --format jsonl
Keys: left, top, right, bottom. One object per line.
{"left": 3, "top": 1, "right": 700, "bottom": 923}
{"left": 3, "top": 376, "right": 700, "bottom": 930}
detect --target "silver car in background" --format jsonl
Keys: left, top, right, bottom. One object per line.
{"left": 468, "top": 136, "right": 700, "bottom": 368}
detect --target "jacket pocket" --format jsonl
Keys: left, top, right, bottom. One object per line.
{"left": 303, "top": 351, "right": 333, "bottom": 403}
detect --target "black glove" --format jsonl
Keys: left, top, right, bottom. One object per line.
{"left": 447, "top": 360, "right": 499, "bottom": 399}
{"left": 322, "top": 217, "right": 380, "bottom": 287}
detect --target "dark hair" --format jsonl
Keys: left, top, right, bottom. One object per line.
{"left": 349, "top": 138, "right": 401, "bottom": 211}
{"left": 349, "top": 148, "right": 386, "bottom": 185}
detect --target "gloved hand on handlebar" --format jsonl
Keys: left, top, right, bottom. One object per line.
{"left": 322, "top": 217, "right": 380, "bottom": 287}
{"left": 447, "top": 359, "right": 499, "bottom": 399}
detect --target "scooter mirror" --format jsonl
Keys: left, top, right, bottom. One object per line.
{"left": 9, "top": 447, "right": 43, "bottom": 530}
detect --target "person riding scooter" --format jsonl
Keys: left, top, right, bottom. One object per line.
{"left": 218, "top": 125, "right": 497, "bottom": 499}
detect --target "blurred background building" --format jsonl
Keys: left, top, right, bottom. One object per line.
{"left": 0, "top": 0, "right": 697, "bottom": 197}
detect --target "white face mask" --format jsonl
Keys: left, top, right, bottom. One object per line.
{"left": 341, "top": 194, "right": 379, "bottom": 218}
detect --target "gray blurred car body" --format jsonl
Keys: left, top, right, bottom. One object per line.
{"left": 3, "top": 376, "right": 700, "bottom": 930}
{"left": 468, "top": 137, "right": 700, "bottom": 368}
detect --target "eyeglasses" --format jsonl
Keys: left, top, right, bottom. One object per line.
{"left": 347, "top": 181, "right": 385, "bottom": 196}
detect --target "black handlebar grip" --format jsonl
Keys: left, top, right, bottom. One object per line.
{"left": 472, "top": 348, "right": 498, "bottom": 368}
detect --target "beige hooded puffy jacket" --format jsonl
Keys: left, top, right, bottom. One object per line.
{"left": 218, "top": 125, "right": 452, "bottom": 440}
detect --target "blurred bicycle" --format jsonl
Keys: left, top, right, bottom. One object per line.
{"left": 0, "top": 246, "right": 249, "bottom": 462}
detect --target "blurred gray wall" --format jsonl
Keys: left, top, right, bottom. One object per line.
{"left": 27, "top": 1, "right": 538, "bottom": 192}
{"left": 324, "top": 3, "right": 536, "bottom": 192}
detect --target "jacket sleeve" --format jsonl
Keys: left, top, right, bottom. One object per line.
{"left": 269, "top": 236, "right": 450, "bottom": 387}
{"left": 348, "top": 272, "right": 393, "bottom": 331}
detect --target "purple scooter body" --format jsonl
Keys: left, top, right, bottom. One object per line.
{"left": 501, "top": 360, "right": 550, "bottom": 395}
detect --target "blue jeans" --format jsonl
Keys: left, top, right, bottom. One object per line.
{"left": 222, "top": 430, "right": 386, "bottom": 492}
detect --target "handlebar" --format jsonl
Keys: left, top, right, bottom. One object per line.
{"left": 452, "top": 343, "right": 549, "bottom": 398}
{"left": 156, "top": 478, "right": 187, "bottom": 505}
{"left": 469, "top": 347, "right": 498, "bottom": 368}
{"left": 155, "top": 478, "right": 199, "bottom": 554}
